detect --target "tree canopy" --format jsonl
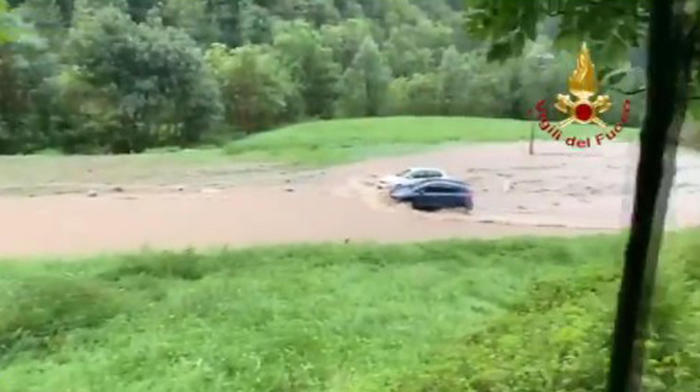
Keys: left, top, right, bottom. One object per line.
{"left": 0, "top": 0, "right": 654, "bottom": 154}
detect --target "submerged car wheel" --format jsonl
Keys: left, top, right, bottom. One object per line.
{"left": 411, "top": 201, "right": 439, "bottom": 212}
{"left": 465, "top": 199, "right": 474, "bottom": 211}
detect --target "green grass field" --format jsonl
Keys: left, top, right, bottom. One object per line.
{"left": 1, "top": 230, "right": 697, "bottom": 392}
{"left": 223, "top": 116, "right": 640, "bottom": 165}
{"left": 0, "top": 116, "right": 640, "bottom": 191}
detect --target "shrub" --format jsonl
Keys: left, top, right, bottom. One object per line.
{"left": 0, "top": 271, "right": 124, "bottom": 359}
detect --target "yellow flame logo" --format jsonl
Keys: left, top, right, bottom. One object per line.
{"left": 554, "top": 42, "right": 612, "bottom": 130}
{"left": 568, "top": 43, "right": 597, "bottom": 99}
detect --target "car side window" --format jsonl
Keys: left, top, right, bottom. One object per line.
{"left": 433, "top": 186, "right": 447, "bottom": 193}
{"left": 422, "top": 185, "right": 450, "bottom": 193}
{"left": 433, "top": 185, "right": 463, "bottom": 193}
{"left": 414, "top": 171, "right": 441, "bottom": 179}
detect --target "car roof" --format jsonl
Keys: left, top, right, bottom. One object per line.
{"left": 408, "top": 167, "right": 445, "bottom": 172}
{"left": 413, "top": 178, "right": 469, "bottom": 188}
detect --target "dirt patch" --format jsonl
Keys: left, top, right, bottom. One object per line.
{"left": 1, "top": 142, "right": 699, "bottom": 257}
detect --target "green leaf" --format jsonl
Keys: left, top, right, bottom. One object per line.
{"left": 688, "top": 100, "right": 700, "bottom": 120}
{"left": 600, "top": 32, "right": 630, "bottom": 66}
{"left": 553, "top": 29, "right": 582, "bottom": 54}
{"left": 601, "top": 67, "right": 632, "bottom": 88}
{"left": 487, "top": 40, "right": 512, "bottom": 62}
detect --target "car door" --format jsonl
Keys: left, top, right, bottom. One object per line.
{"left": 428, "top": 183, "right": 465, "bottom": 208}
{"left": 433, "top": 184, "right": 459, "bottom": 207}
{"left": 412, "top": 184, "right": 437, "bottom": 208}
{"left": 444, "top": 184, "right": 466, "bottom": 207}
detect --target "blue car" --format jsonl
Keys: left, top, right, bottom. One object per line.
{"left": 390, "top": 179, "right": 474, "bottom": 211}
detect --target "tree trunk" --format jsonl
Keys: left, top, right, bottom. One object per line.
{"left": 606, "top": 1, "right": 694, "bottom": 391}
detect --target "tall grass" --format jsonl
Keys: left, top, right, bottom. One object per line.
{"left": 392, "top": 230, "right": 700, "bottom": 392}
{"left": 0, "top": 229, "right": 696, "bottom": 391}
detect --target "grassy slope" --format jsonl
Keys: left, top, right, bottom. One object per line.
{"left": 1, "top": 230, "right": 697, "bottom": 392}
{"left": 0, "top": 117, "right": 639, "bottom": 188}
{"left": 0, "top": 116, "right": 639, "bottom": 193}
{"left": 224, "top": 116, "right": 639, "bottom": 165}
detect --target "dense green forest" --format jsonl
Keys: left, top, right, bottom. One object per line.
{"left": 0, "top": 0, "right": 647, "bottom": 154}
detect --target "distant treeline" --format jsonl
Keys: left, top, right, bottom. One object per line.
{"left": 0, "top": 0, "right": 646, "bottom": 154}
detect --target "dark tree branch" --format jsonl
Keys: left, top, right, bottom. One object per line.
{"left": 609, "top": 86, "right": 647, "bottom": 95}
{"left": 606, "top": 0, "right": 693, "bottom": 391}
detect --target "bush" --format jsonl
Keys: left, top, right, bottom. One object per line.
{"left": 0, "top": 271, "right": 125, "bottom": 359}
{"left": 391, "top": 269, "right": 618, "bottom": 391}
{"left": 391, "top": 232, "right": 700, "bottom": 392}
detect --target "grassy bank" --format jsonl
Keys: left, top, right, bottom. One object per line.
{"left": 0, "top": 116, "right": 640, "bottom": 193}
{"left": 224, "top": 116, "right": 639, "bottom": 165}
{"left": 0, "top": 117, "right": 637, "bottom": 193}
{"left": 1, "top": 229, "right": 696, "bottom": 391}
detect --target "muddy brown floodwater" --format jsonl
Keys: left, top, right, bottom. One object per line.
{"left": 1, "top": 142, "right": 699, "bottom": 258}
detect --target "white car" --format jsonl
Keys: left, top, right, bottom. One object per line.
{"left": 378, "top": 168, "right": 449, "bottom": 189}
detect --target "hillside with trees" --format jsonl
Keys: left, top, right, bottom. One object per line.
{"left": 0, "top": 0, "right": 647, "bottom": 154}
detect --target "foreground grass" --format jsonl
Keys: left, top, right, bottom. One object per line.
{"left": 2, "top": 230, "right": 696, "bottom": 391}
{"left": 224, "top": 116, "right": 639, "bottom": 165}
{"left": 395, "top": 230, "right": 700, "bottom": 392}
